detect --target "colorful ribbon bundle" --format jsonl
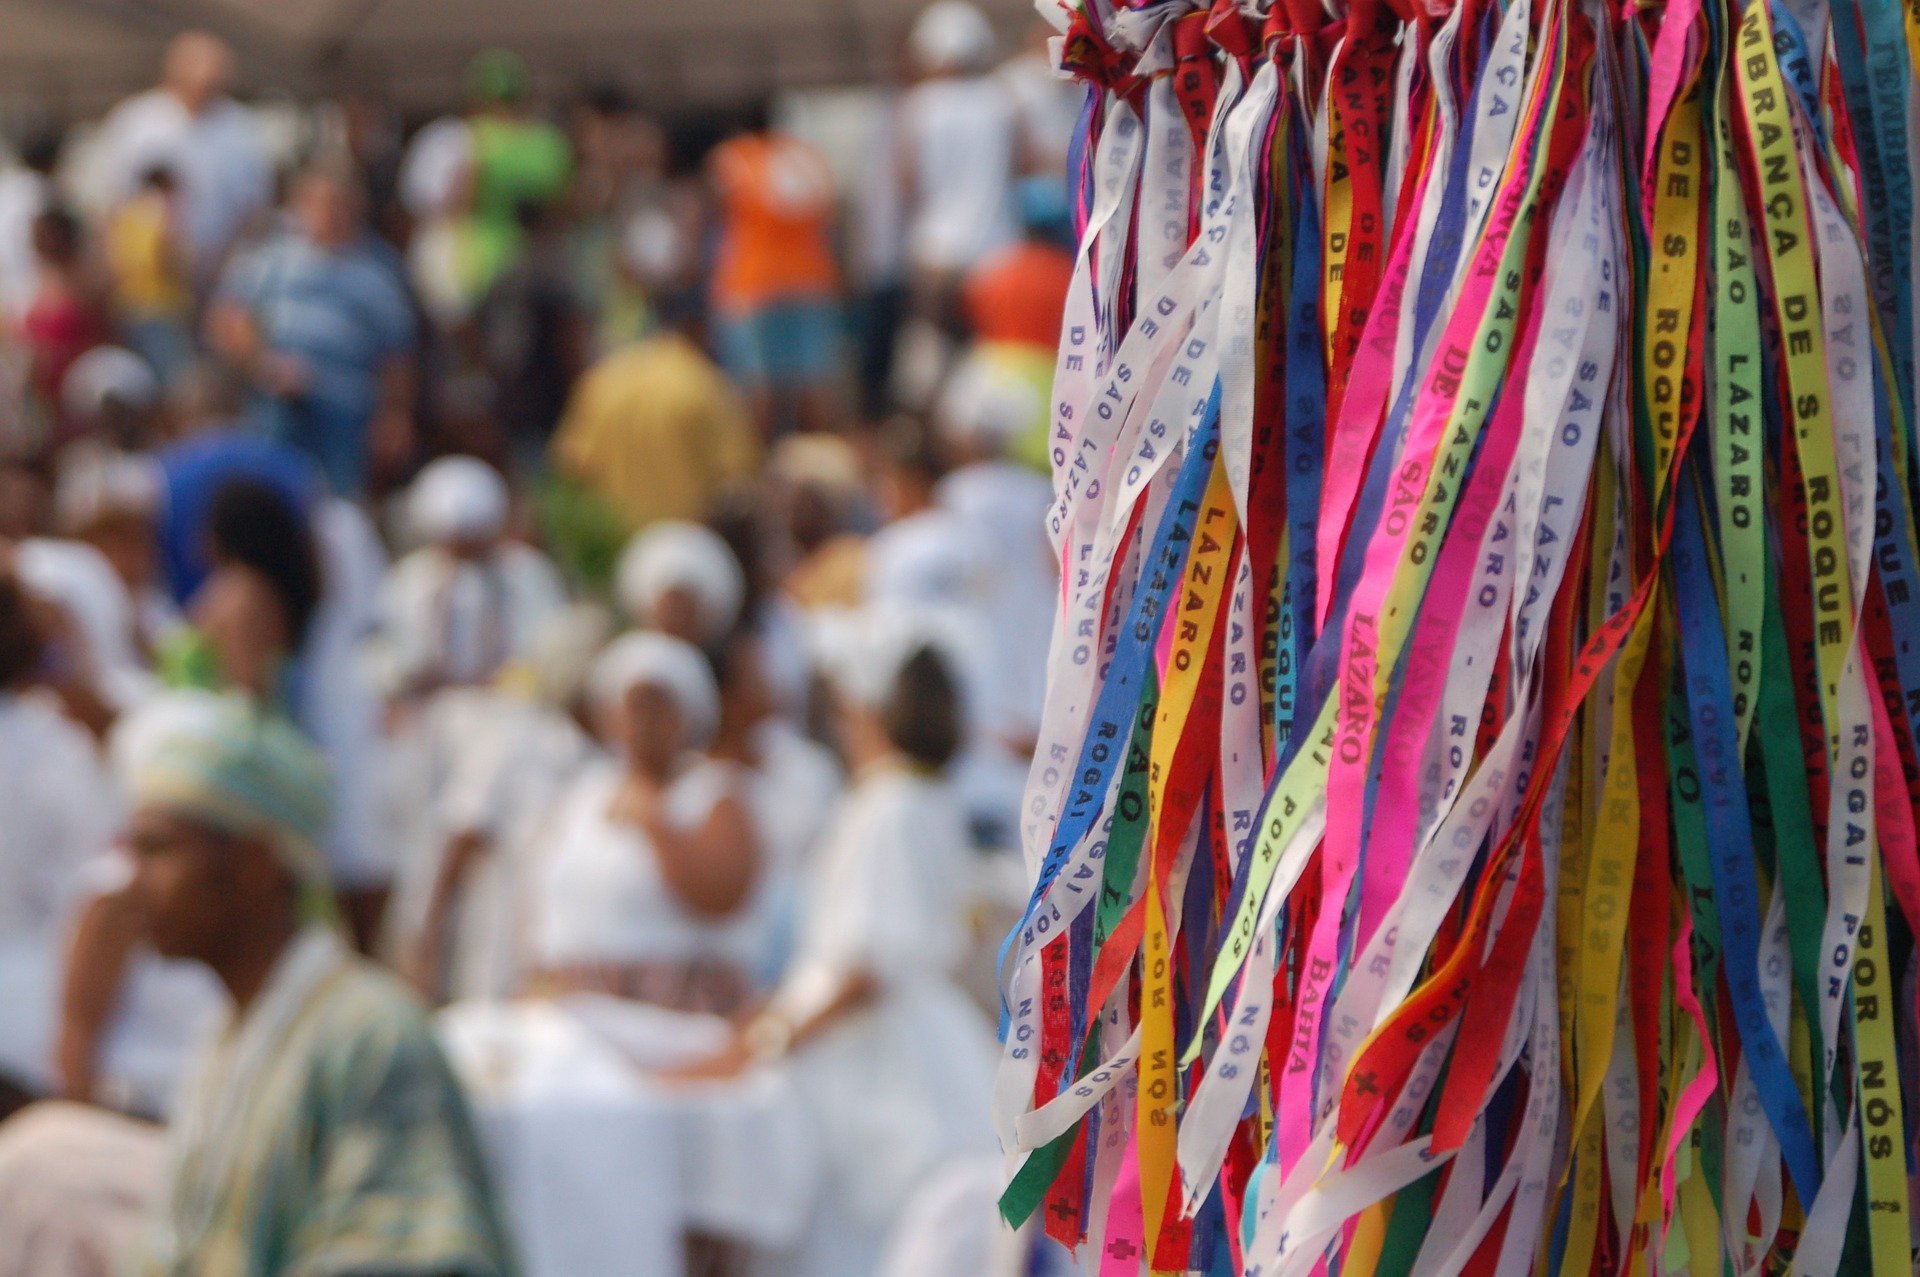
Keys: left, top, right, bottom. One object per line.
{"left": 995, "top": 0, "right": 1920, "bottom": 1270}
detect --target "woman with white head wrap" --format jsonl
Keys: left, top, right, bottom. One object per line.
{"left": 60, "top": 346, "right": 160, "bottom": 443}
{"left": 613, "top": 519, "right": 745, "bottom": 648}
{"left": 669, "top": 606, "right": 999, "bottom": 1277}
{"left": 373, "top": 455, "right": 567, "bottom": 697}
{"left": 390, "top": 605, "right": 607, "bottom": 1003}
{"left": 12, "top": 536, "right": 159, "bottom": 722}
{"left": 525, "top": 630, "right": 764, "bottom": 1012}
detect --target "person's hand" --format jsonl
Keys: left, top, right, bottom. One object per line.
{"left": 608, "top": 774, "right": 668, "bottom": 834}
{"left": 655, "top": 1029, "right": 756, "bottom": 1082}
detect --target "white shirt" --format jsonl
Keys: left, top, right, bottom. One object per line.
{"left": 935, "top": 461, "right": 1056, "bottom": 742}
{"left": 530, "top": 758, "right": 761, "bottom": 971}
{"left": 398, "top": 116, "right": 473, "bottom": 220}
{"left": 0, "top": 692, "right": 119, "bottom": 1090}
{"left": 769, "top": 766, "right": 999, "bottom": 1251}
{"left": 999, "top": 50, "right": 1085, "bottom": 174}
{"left": 901, "top": 76, "right": 1020, "bottom": 274}
{"left": 0, "top": 167, "right": 48, "bottom": 321}
{"left": 303, "top": 499, "right": 392, "bottom": 887}
{"left": 385, "top": 687, "right": 596, "bottom": 1001}
{"left": 87, "top": 90, "right": 269, "bottom": 278}
{"left": 373, "top": 542, "right": 567, "bottom": 695}
{"left": 13, "top": 538, "right": 156, "bottom": 712}
{"left": 863, "top": 506, "right": 988, "bottom": 610}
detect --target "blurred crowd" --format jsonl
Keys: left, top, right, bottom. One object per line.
{"left": 0, "top": 7, "right": 1081, "bottom": 1277}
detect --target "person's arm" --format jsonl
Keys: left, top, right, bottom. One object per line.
{"left": 405, "top": 828, "right": 489, "bottom": 1001}
{"left": 369, "top": 353, "right": 418, "bottom": 476}
{"left": 55, "top": 887, "right": 144, "bottom": 1102}
{"left": 203, "top": 295, "right": 263, "bottom": 364}
{"left": 641, "top": 788, "right": 760, "bottom": 918}
{"left": 206, "top": 295, "right": 312, "bottom": 397}
{"left": 661, "top": 967, "right": 879, "bottom": 1080}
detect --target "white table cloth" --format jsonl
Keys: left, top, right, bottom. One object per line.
{"left": 438, "top": 997, "right": 821, "bottom": 1277}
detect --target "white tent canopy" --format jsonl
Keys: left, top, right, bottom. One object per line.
{"left": 0, "top": 0, "right": 1046, "bottom": 121}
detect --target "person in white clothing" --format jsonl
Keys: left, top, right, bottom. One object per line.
{"left": 900, "top": 2, "right": 1020, "bottom": 284}
{"left": 671, "top": 609, "right": 1001, "bottom": 1277}
{"left": 11, "top": 536, "right": 157, "bottom": 726}
{"left": 527, "top": 630, "right": 764, "bottom": 1013}
{"left": 84, "top": 32, "right": 270, "bottom": 290}
{"left": 613, "top": 519, "right": 745, "bottom": 649}
{"left": 861, "top": 416, "right": 1023, "bottom": 844}
{"left": 933, "top": 350, "right": 1056, "bottom": 753}
{"left": 0, "top": 573, "right": 121, "bottom": 1110}
{"left": 393, "top": 604, "right": 606, "bottom": 1003}
{"left": 372, "top": 455, "right": 566, "bottom": 698}
{"left": 0, "top": 129, "right": 60, "bottom": 323}
{"left": 706, "top": 627, "right": 843, "bottom": 982}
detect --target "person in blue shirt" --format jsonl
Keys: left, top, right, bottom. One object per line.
{"left": 206, "top": 159, "right": 416, "bottom": 496}
{"left": 153, "top": 429, "right": 319, "bottom": 606}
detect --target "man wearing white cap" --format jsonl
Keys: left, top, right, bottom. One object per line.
{"left": 373, "top": 455, "right": 567, "bottom": 699}
{"left": 60, "top": 345, "right": 162, "bottom": 450}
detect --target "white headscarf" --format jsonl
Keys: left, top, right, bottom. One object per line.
{"left": 910, "top": 0, "right": 997, "bottom": 73}
{"left": 864, "top": 509, "right": 983, "bottom": 609}
{"left": 614, "top": 521, "right": 745, "bottom": 644}
{"left": 935, "top": 348, "right": 1045, "bottom": 455}
{"left": 588, "top": 630, "right": 722, "bottom": 748}
{"left": 61, "top": 346, "right": 159, "bottom": 427}
{"left": 13, "top": 538, "right": 151, "bottom": 708}
{"left": 408, "top": 455, "right": 509, "bottom": 545}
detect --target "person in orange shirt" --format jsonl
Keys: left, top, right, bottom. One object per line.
{"left": 707, "top": 101, "right": 843, "bottom": 437}
{"left": 961, "top": 234, "right": 1072, "bottom": 349}
{"left": 950, "top": 180, "right": 1075, "bottom": 470}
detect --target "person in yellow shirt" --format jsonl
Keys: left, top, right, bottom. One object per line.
{"left": 106, "top": 166, "right": 194, "bottom": 382}
{"left": 542, "top": 325, "right": 760, "bottom": 591}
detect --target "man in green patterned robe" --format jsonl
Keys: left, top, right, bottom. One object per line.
{"left": 125, "top": 693, "right": 518, "bottom": 1277}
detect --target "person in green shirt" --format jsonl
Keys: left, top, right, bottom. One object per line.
{"left": 460, "top": 50, "right": 573, "bottom": 297}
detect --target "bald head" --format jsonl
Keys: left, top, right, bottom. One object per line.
{"left": 162, "top": 31, "right": 235, "bottom": 114}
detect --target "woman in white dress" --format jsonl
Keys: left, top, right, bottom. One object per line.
{"left": 526, "top": 630, "right": 764, "bottom": 1014}
{"left": 613, "top": 519, "right": 744, "bottom": 650}
{"left": 704, "top": 626, "right": 842, "bottom": 986}
{"left": 674, "top": 610, "right": 1001, "bottom": 1277}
